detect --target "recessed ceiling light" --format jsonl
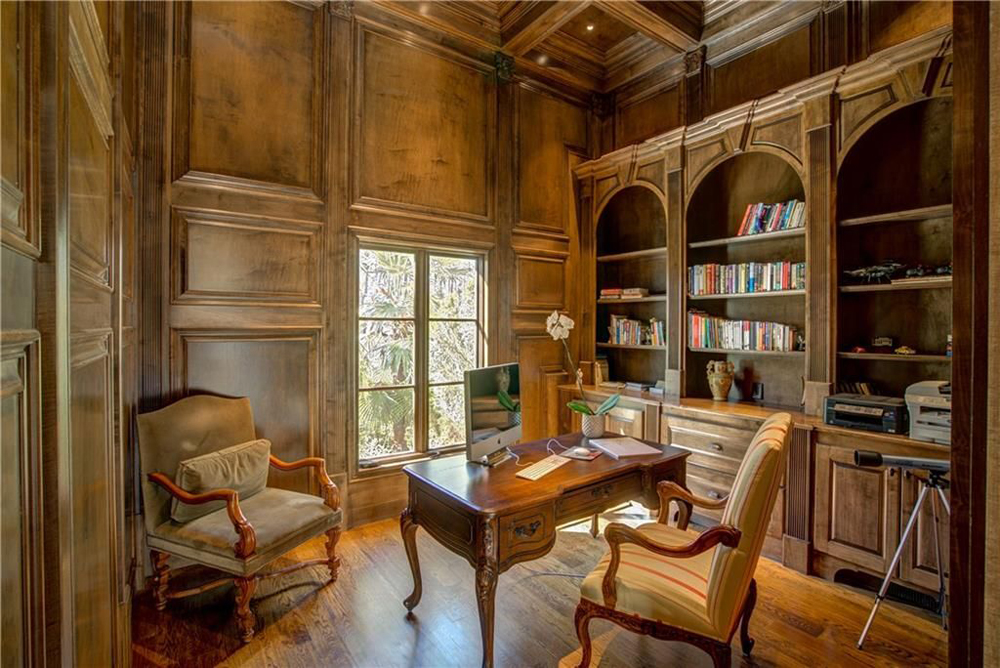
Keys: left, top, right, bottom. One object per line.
{"left": 537, "top": 54, "right": 549, "bottom": 65}
{"left": 586, "top": 24, "right": 595, "bottom": 31}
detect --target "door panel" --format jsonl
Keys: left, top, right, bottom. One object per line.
{"left": 814, "top": 444, "right": 900, "bottom": 574}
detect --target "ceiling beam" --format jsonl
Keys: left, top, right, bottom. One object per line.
{"left": 502, "top": 0, "right": 593, "bottom": 57}
{"left": 593, "top": 1, "right": 702, "bottom": 53}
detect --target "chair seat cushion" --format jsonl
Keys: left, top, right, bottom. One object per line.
{"left": 581, "top": 522, "right": 723, "bottom": 640}
{"left": 150, "top": 487, "right": 342, "bottom": 576}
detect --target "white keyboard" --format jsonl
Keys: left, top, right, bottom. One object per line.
{"left": 516, "top": 454, "right": 571, "bottom": 481}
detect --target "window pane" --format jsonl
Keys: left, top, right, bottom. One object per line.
{"left": 358, "top": 388, "right": 415, "bottom": 459}
{"left": 359, "top": 320, "right": 414, "bottom": 388}
{"left": 429, "top": 255, "right": 478, "bottom": 319}
{"left": 429, "top": 384, "right": 466, "bottom": 449}
{"left": 359, "top": 249, "right": 415, "bottom": 318}
{"left": 429, "top": 321, "right": 477, "bottom": 384}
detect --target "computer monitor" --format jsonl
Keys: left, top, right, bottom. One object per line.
{"left": 464, "top": 363, "right": 522, "bottom": 463}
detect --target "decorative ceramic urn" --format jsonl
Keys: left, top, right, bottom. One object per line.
{"left": 706, "top": 360, "right": 735, "bottom": 401}
{"left": 581, "top": 413, "right": 605, "bottom": 438}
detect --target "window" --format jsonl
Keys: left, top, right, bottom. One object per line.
{"left": 356, "top": 245, "right": 484, "bottom": 464}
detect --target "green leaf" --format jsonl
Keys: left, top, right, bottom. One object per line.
{"left": 497, "top": 391, "right": 514, "bottom": 411}
{"left": 566, "top": 400, "right": 594, "bottom": 415}
{"left": 594, "top": 393, "right": 621, "bottom": 415}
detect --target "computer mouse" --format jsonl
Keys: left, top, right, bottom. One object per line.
{"left": 570, "top": 447, "right": 591, "bottom": 457}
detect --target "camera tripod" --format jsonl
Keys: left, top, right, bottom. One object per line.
{"left": 857, "top": 468, "right": 950, "bottom": 649}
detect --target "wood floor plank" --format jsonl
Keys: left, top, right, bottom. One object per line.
{"left": 132, "top": 509, "right": 947, "bottom": 667}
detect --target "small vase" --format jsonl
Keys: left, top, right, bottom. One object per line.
{"left": 581, "top": 413, "right": 605, "bottom": 438}
{"left": 706, "top": 360, "right": 735, "bottom": 401}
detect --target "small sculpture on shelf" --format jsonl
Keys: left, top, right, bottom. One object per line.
{"left": 842, "top": 260, "right": 904, "bottom": 284}
{"left": 706, "top": 360, "right": 735, "bottom": 401}
{"left": 895, "top": 346, "right": 917, "bottom": 355}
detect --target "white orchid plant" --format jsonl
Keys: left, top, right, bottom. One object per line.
{"left": 546, "top": 311, "right": 620, "bottom": 417}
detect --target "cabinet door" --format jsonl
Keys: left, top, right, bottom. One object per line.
{"left": 814, "top": 444, "right": 900, "bottom": 574}
{"left": 899, "top": 472, "right": 949, "bottom": 591}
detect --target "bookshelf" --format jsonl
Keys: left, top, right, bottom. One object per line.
{"left": 684, "top": 152, "right": 807, "bottom": 408}
{"left": 835, "top": 96, "right": 953, "bottom": 397}
{"left": 595, "top": 185, "right": 667, "bottom": 386}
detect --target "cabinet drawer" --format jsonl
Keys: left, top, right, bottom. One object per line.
{"left": 663, "top": 416, "right": 756, "bottom": 473}
{"left": 556, "top": 473, "right": 642, "bottom": 523}
{"left": 498, "top": 504, "right": 555, "bottom": 569}
{"left": 606, "top": 406, "right": 644, "bottom": 439}
{"left": 685, "top": 465, "right": 734, "bottom": 524}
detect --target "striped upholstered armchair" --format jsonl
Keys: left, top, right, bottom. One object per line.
{"left": 574, "top": 412, "right": 792, "bottom": 668}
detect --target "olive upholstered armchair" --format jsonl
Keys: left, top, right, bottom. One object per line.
{"left": 574, "top": 412, "right": 792, "bottom": 667}
{"left": 137, "top": 395, "right": 343, "bottom": 642}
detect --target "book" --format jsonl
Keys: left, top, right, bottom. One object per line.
{"left": 735, "top": 199, "right": 805, "bottom": 236}
{"left": 590, "top": 437, "right": 662, "bottom": 460}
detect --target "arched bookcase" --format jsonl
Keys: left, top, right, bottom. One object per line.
{"left": 684, "top": 151, "right": 807, "bottom": 408}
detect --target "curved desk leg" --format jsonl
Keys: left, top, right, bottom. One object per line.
{"left": 475, "top": 562, "right": 498, "bottom": 668}
{"left": 400, "top": 508, "right": 422, "bottom": 611}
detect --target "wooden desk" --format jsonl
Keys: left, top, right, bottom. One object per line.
{"left": 399, "top": 433, "right": 688, "bottom": 668}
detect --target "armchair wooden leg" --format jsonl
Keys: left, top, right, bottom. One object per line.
{"left": 574, "top": 602, "right": 594, "bottom": 668}
{"left": 739, "top": 578, "right": 758, "bottom": 657}
{"left": 325, "top": 527, "right": 342, "bottom": 583}
{"left": 234, "top": 576, "right": 258, "bottom": 643}
{"left": 707, "top": 642, "right": 731, "bottom": 668}
{"left": 151, "top": 550, "right": 170, "bottom": 611}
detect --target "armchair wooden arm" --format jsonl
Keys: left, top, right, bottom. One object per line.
{"left": 656, "top": 480, "right": 729, "bottom": 528}
{"left": 601, "top": 522, "right": 741, "bottom": 609}
{"left": 147, "top": 472, "right": 257, "bottom": 558}
{"left": 269, "top": 455, "right": 341, "bottom": 511}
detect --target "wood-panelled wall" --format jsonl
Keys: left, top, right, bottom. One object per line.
{"left": 2, "top": 0, "right": 137, "bottom": 664}
{"left": 135, "top": 2, "right": 591, "bottom": 529}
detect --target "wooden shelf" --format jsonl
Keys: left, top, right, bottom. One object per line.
{"left": 597, "top": 294, "right": 667, "bottom": 304}
{"left": 838, "top": 204, "right": 952, "bottom": 227}
{"left": 838, "top": 352, "right": 952, "bottom": 363}
{"left": 687, "top": 289, "right": 805, "bottom": 300}
{"left": 596, "top": 247, "right": 666, "bottom": 262}
{"left": 688, "top": 227, "right": 805, "bottom": 249}
{"left": 839, "top": 277, "right": 952, "bottom": 292}
{"left": 597, "top": 343, "right": 666, "bottom": 351}
{"left": 688, "top": 347, "right": 804, "bottom": 357}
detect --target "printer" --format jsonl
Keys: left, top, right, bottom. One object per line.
{"left": 905, "top": 381, "right": 951, "bottom": 445}
{"left": 824, "top": 393, "right": 908, "bottom": 434}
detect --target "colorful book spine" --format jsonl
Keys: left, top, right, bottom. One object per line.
{"left": 688, "top": 310, "right": 800, "bottom": 352}
{"left": 735, "top": 199, "right": 805, "bottom": 236}
{"left": 687, "top": 261, "right": 806, "bottom": 295}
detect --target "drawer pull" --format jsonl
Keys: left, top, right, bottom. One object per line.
{"left": 710, "top": 442, "right": 724, "bottom": 452}
{"left": 514, "top": 520, "right": 541, "bottom": 539}
{"left": 589, "top": 484, "right": 613, "bottom": 499}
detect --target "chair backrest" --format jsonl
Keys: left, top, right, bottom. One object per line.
{"left": 137, "top": 395, "right": 256, "bottom": 533}
{"left": 705, "top": 412, "right": 792, "bottom": 636}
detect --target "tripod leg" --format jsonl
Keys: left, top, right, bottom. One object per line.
{"left": 931, "top": 489, "right": 948, "bottom": 629}
{"left": 936, "top": 486, "right": 951, "bottom": 516}
{"left": 858, "top": 483, "right": 929, "bottom": 649}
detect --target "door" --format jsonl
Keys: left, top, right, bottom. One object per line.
{"left": 814, "top": 443, "right": 901, "bottom": 575}
{"left": 899, "top": 470, "right": 950, "bottom": 592}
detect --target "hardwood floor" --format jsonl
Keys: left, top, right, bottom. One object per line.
{"left": 132, "top": 507, "right": 947, "bottom": 667}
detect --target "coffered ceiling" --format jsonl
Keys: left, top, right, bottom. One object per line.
{"left": 381, "top": 1, "right": 707, "bottom": 93}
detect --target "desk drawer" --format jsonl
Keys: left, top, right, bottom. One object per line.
{"left": 556, "top": 474, "right": 642, "bottom": 523}
{"left": 498, "top": 504, "right": 555, "bottom": 569}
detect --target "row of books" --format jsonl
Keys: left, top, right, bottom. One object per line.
{"left": 608, "top": 315, "right": 666, "bottom": 346}
{"left": 737, "top": 199, "right": 805, "bottom": 236}
{"left": 600, "top": 287, "right": 650, "bottom": 299}
{"left": 688, "top": 310, "right": 800, "bottom": 352}
{"left": 688, "top": 261, "right": 806, "bottom": 295}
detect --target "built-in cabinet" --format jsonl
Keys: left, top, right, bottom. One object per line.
{"left": 562, "top": 28, "right": 954, "bottom": 596}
